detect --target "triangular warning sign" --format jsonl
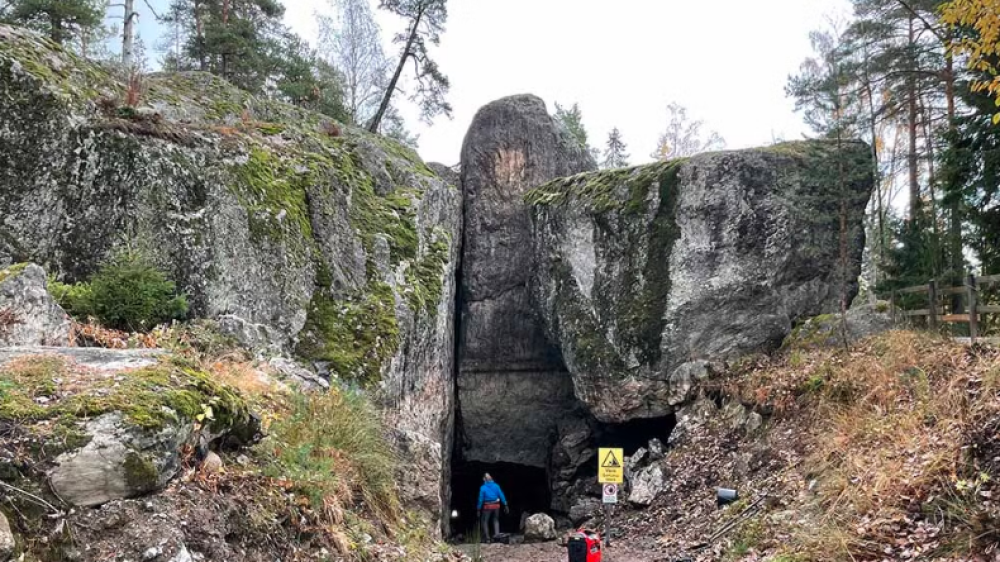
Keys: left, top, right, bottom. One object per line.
{"left": 601, "top": 450, "right": 621, "bottom": 468}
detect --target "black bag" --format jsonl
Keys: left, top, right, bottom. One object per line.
{"left": 567, "top": 537, "right": 589, "bottom": 562}
{"left": 492, "top": 533, "right": 511, "bottom": 544}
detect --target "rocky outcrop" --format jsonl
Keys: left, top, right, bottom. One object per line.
{"left": 0, "top": 347, "right": 255, "bottom": 508}
{"left": 784, "top": 303, "right": 895, "bottom": 350}
{"left": 456, "top": 95, "right": 595, "bottom": 473}
{"left": 0, "top": 263, "right": 71, "bottom": 347}
{"left": 0, "top": 26, "right": 460, "bottom": 532}
{"left": 528, "top": 141, "right": 873, "bottom": 422}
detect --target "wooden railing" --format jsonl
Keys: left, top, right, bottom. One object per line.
{"left": 890, "top": 273, "right": 1000, "bottom": 342}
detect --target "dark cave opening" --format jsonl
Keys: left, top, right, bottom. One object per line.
{"left": 592, "top": 413, "right": 677, "bottom": 457}
{"left": 449, "top": 460, "right": 551, "bottom": 538}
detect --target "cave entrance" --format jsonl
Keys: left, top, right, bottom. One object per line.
{"left": 449, "top": 460, "right": 551, "bottom": 538}
{"left": 593, "top": 413, "right": 677, "bottom": 456}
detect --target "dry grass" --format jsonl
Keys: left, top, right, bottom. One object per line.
{"left": 727, "top": 331, "right": 1000, "bottom": 560}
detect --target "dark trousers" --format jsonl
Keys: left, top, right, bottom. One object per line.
{"left": 480, "top": 508, "right": 499, "bottom": 541}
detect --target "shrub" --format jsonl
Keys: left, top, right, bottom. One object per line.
{"left": 51, "top": 254, "right": 188, "bottom": 332}
{"left": 261, "top": 387, "right": 400, "bottom": 525}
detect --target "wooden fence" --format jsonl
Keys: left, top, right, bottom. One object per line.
{"left": 890, "top": 273, "right": 1000, "bottom": 343}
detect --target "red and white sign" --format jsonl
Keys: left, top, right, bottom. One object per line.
{"left": 602, "top": 483, "right": 618, "bottom": 504}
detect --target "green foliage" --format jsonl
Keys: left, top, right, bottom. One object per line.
{"left": 554, "top": 102, "right": 598, "bottom": 160}
{"left": 2, "top": 0, "right": 103, "bottom": 45}
{"left": 261, "top": 387, "right": 400, "bottom": 524}
{"left": 367, "top": 0, "right": 451, "bottom": 132}
{"left": 50, "top": 253, "right": 188, "bottom": 332}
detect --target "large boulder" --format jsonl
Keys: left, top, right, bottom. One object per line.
{"left": 628, "top": 465, "right": 666, "bottom": 506}
{"left": 455, "top": 94, "right": 595, "bottom": 471}
{"left": 524, "top": 513, "right": 557, "bottom": 542}
{"left": 47, "top": 412, "right": 194, "bottom": 507}
{"left": 0, "top": 263, "right": 71, "bottom": 347}
{"left": 0, "top": 26, "right": 460, "bottom": 533}
{"left": 528, "top": 141, "right": 873, "bottom": 422}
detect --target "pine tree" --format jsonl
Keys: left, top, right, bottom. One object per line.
{"left": 602, "top": 128, "right": 630, "bottom": 169}
{"left": 367, "top": 0, "right": 451, "bottom": 133}
{"left": 3, "top": 0, "right": 103, "bottom": 45}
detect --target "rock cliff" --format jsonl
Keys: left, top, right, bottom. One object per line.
{"left": 527, "top": 142, "right": 872, "bottom": 422}
{"left": 0, "top": 26, "right": 460, "bottom": 533}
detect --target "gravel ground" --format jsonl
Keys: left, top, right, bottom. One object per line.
{"left": 456, "top": 540, "right": 671, "bottom": 562}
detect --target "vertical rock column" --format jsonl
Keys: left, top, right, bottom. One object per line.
{"left": 455, "top": 95, "right": 596, "bottom": 475}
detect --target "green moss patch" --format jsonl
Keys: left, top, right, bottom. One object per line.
{"left": 295, "top": 280, "right": 399, "bottom": 388}
{"left": 525, "top": 159, "right": 686, "bottom": 215}
{"left": 123, "top": 451, "right": 159, "bottom": 491}
{"left": 0, "top": 355, "right": 250, "bottom": 433}
{"left": 231, "top": 145, "right": 316, "bottom": 245}
{"left": 0, "top": 262, "right": 29, "bottom": 284}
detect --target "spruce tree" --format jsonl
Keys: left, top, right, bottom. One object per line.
{"left": 602, "top": 127, "right": 630, "bottom": 169}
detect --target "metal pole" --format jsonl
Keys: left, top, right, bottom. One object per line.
{"left": 604, "top": 503, "right": 612, "bottom": 547}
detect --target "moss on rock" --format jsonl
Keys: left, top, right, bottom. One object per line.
{"left": 0, "top": 355, "right": 251, "bottom": 434}
{"left": 123, "top": 451, "right": 159, "bottom": 492}
{"left": 0, "top": 262, "right": 29, "bottom": 284}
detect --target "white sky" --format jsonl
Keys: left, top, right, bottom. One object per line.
{"left": 138, "top": 0, "right": 852, "bottom": 166}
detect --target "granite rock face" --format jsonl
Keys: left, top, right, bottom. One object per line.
{"left": 528, "top": 142, "right": 873, "bottom": 422}
{"left": 0, "top": 263, "right": 71, "bottom": 347}
{"left": 0, "top": 26, "right": 460, "bottom": 534}
{"left": 455, "top": 95, "right": 595, "bottom": 512}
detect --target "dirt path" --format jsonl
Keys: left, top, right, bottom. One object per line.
{"left": 457, "top": 540, "right": 672, "bottom": 562}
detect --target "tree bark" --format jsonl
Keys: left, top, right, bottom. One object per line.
{"left": 367, "top": 7, "right": 424, "bottom": 133}
{"left": 194, "top": 0, "right": 207, "bottom": 72}
{"left": 123, "top": 0, "right": 136, "bottom": 69}
{"left": 945, "top": 52, "right": 963, "bottom": 277}
{"left": 907, "top": 16, "right": 921, "bottom": 221}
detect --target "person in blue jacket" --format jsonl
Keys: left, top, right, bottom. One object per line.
{"left": 477, "top": 473, "right": 508, "bottom": 542}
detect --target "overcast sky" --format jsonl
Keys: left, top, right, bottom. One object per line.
{"left": 131, "top": 0, "right": 851, "bottom": 166}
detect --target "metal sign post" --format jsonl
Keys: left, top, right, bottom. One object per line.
{"left": 598, "top": 449, "right": 623, "bottom": 548}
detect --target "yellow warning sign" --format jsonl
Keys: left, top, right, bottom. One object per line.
{"left": 598, "top": 448, "right": 624, "bottom": 483}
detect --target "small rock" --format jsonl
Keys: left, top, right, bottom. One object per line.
{"left": 143, "top": 546, "right": 163, "bottom": 560}
{"left": 524, "top": 513, "right": 557, "bottom": 542}
{"left": 568, "top": 498, "right": 602, "bottom": 525}
{"left": 168, "top": 545, "right": 193, "bottom": 562}
{"left": 200, "top": 451, "right": 223, "bottom": 474}
{"left": 0, "top": 510, "right": 15, "bottom": 562}
{"left": 647, "top": 438, "right": 665, "bottom": 461}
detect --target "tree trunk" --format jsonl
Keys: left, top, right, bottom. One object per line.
{"left": 194, "top": 0, "right": 207, "bottom": 72}
{"left": 945, "top": 52, "right": 963, "bottom": 277}
{"left": 123, "top": 0, "right": 136, "bottom": 69}
{"left": 368, "top": 8, "right": 424, "bottom": 133}
{"left": 221, "top": 0, "right": 230, "bottom": 79}
{"left": 907, "top": 16, "right": 921, "bottom": 222}
{"left": 862, "top": 44, "right": 885, "bottom": 285}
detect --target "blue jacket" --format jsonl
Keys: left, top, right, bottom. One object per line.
{"left": 477, "top": 481, "right": 507, "bottom": 509}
